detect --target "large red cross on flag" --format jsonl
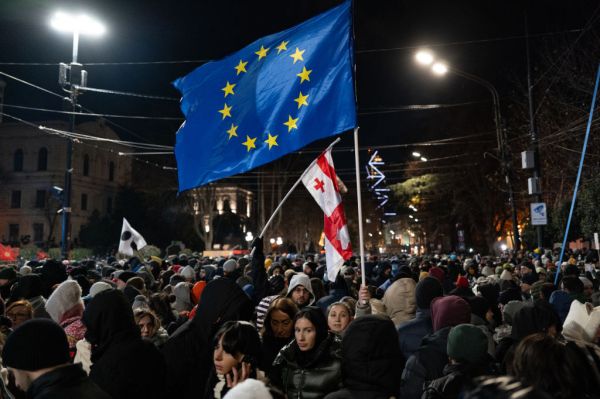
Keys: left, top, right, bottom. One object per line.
{"left": 302, "top": 149, "right": 352, "bottom": 281}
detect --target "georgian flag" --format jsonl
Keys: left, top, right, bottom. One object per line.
{"left": 302, "top": 149, "right": 352, "bottom": 281}
{"left": 118, "top": 218, "right": 147, "bottom": 256}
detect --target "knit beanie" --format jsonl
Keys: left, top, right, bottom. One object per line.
{"left": 223, "top": 378, "right": 272, "bottom": 399}
{"left": 447, "top": 323, "right": 488, "bottom": 365}
{"left": 45, "top": 280, "right": 83, "bottom": 323}
{"left": 180, "top": 265, "right": 195, "bottom": 281}
{"left": 2, "top": 319, "right": 70, "bottom": 371}
{"left": 456, "top": 276, "right": 469, "bottom": 289}
{"left": 0, "top": 267, "right": 17, "bottom": 280}
{"left": 503, "top": 300, "right": 526, "bottom": 325}
{"left": 428, "top": 267, "right": 445, "bottom": 284}
{"left": 415, "top": 277, "right": 443, "bottom": 309}
{"left": 89, "top": 281, "right": 113, "bottom": 298}
{"left": 223, "top": 259, "right": 238, "bottom": 273}
{"left": 132, "top": 294, "right": 149, "bottom": 310}
{"left": 530, "top": 281, "right": 544, "bottom": 301}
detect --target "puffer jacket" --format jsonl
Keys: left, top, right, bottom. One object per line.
{"left": 382, "top": 277, "right": 416, "bottom": 326}
{"left": 270, "top": 333, "right": 342, "bottom": 399}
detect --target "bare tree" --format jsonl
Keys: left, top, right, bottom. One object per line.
{"left": 183, "top": 185, "right": 217, "bottom": 250}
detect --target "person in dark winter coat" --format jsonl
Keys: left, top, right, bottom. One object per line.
{"left": 397, "top": 276, "right": 443, "bottom": 360}
{"left": 400, "top": 295, "right": 471, "bottom": 399}
{"left": 494, "top": 301, "right": 561, "bottom": 374}
{"left": 2, "top": 318, "right": 110, "bottom": 399}
{"left": 270, "top": 307, "right": 342, "bottom": 399}
{"left": 161, "top": 277, "right": 254, "bottom": 398}
{"left": 325, "top": 314, "right": 404, "bottom": 399}
{"left": 260, "top": 297, "right": 298, "bottom": 374}
{"left": 82, "top": 289, "right": 167, "bottom": 399}
{"left": 422, "top": 324, "right": 495, "bottom": 399}
{"left": 9, "top": 274, "right": 50, "bottom": 319}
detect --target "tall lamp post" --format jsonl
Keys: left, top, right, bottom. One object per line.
{"left": 415, "top": 50, "right": 521, "bottom": 250}
{"left": 50, "top": 12, "right": 105, "bottom": 259}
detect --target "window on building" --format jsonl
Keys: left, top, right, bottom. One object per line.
{"left": 10, "top": 191, "right": 21, "bottom": 208}
{"left": 109, "top": 161, "right": 115, "bottom": 181}
{"left": 13, "top": 149, "right": 23, "bottom": 172}
{"left": 35, "top": 190, "right": 46, "bottom": 208}
{"left": 8, "top": 224, "right": 19, "bottom": 243}
{"left": 107, "top": 197, "right": 113, "bottom": 214}
{"left": 81, "top": 193, "right": 88, "bottom": 211}
{"left": 33, "top": 223, "right": 44, "bottom": 243}
{"left": 83, "top": 154, "right": 90, "bottom": 176}
{"left": 37, "top": 147, "right": 48, "bottom": 171}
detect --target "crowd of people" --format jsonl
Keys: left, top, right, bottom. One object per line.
{"left": 0, "top": 240, "right": 599, "bottom": 398}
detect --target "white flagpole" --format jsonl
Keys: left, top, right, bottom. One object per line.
{"left": 353, "top": 127, "right": 366, "bottom": 286}
{"left": 259, "top": 137, "right": 341, "bottom": 239}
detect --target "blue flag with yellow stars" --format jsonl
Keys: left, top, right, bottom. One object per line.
{"left": 173, "top": 1, "right": 356, "bottom": 192}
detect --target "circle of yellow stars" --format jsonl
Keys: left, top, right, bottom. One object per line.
{"left": 217, "top": 39, "right": 313, "bottom": 152}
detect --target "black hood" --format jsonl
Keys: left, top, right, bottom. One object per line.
{"left": 82, "top": 289, "right": 139, "bottom": 362}
{"left": 191, "top": 278, "right": 253, "bottom": 336}
{"left": 10, "top": 274, "right": 43, "bottom": 300}
{"left": 341, "top": 314, "right": 403, "bottom": 395}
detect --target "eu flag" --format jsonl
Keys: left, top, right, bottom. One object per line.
{"left": 174, "top": 1, "right": 356, "bottom": 192}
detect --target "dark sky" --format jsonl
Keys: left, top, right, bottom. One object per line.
{"left": 0, "top": 0, "right": 597, "bottom": 182}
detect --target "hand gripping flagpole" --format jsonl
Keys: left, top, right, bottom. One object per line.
{"left": 554, "top": 63, "right": 600, "bottom": 286}
{"left": 258, "top": 137, "right": 342, "bottom": 240}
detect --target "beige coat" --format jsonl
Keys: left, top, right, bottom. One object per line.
{"left": 382, "top": 277, "right": 417, "bottom": 326}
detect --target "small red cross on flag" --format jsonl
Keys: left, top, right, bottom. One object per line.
{"left": 302, "top": 149, "right": 352, "bottom": 281}
{"left": 314, "top": 178, "right": 325, "bottom": 192}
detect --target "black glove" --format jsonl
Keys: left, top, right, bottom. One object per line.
{"left": 251, "top": 237, "right": 264, "bottom": 255}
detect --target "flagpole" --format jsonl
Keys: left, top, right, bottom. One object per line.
{"left": 259, "top": 137, "right": 341, "bottom": 239}
{"left": 352, "top": 127, "right": 366, "bottom": 286}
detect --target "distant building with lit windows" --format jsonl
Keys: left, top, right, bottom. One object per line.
{"left": 0, "top": 119, "right": 132, "bottom": 247}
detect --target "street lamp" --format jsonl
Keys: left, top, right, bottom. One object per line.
{"left": 51, "top": 11, "right": 105, "bottom": 259}
{"left": 415, "top": 50, "right": 521, "bottom": 250}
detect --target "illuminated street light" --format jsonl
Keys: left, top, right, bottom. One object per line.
{"left": 414, "top": 49, "right": 521, "bottom": 251}
{"left": 415, "top": 218, "right": 419, "bottom": 222}
{"left": 276, "top": 237, "right": 283, "bottom": 246}
{"left": 415, "top": 50, "right": 434, "bottom": 66}
{"left": 420, "top": 157, "right": 428, "bottom": 162}
{"left": 412, "top": 152, "right": 421, "bottom": 158}
{"left": 51, "top": 10, "right": 105, "bottom": 260}
{"left": 269, "top": 238, "right": 276, "bottom": 244}
{"left": 409, "top": 215, "right": 414, "bottom": 219}
{"left": 500, "top": 243, "right": 508, "bottom": 251}
{"left": 431, "top": 62, "right": 448, "bottom": 76}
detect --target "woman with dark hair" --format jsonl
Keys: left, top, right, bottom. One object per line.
{"left": 260, "top": 297, "right": 298, "bottom": 374}
{"left": 511, "top": 333, "right": 600, "bottom": 399}
{"left": 269, "top": 306, "right": 342, "bottom": 398}
{"left": 205, "top": 321, "right": 262, "bottom": 399}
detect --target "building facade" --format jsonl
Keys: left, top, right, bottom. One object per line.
{"left": 0, "top": 119, "right": 132, "bottom": 247}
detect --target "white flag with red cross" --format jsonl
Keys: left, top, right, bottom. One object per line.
{"left": 302, "top": 149, "right": 352, "bottom": 281}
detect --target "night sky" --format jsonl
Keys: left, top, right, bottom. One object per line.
{"left": 0, "top": 0, "right": 596, "bottom": 184}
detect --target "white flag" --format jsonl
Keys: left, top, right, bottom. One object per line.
{"left": 302, "top": 149, "right": 352, "bottom": 281}
{"left": 118, "top": 218, "right": 147, "bottom": 256}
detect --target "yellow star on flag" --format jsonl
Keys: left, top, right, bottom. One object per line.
{"left": 290, "top": 47, "right": 305, "bottom": 64}
{"left": 226, "top": 123, "right": 238, "bottom": 139}
{"left": 297, "top": 66, "right": 312, "bottom": 83}
{"left": 235, "top": 60, "right": 248, "bottom": 75}
{"left": 242, "top": 135, "right": 257, "bottom": 152}
{"left": 264, "top": 133, "right": 279, "bottom": 149}
{"left": 294, "top": 92, "right": 309, "bottom": 109}
{"left": 276, "top": 40, "right": 289, "bottom": 54}
{"left": 255, "top": 45, "right": 269, "bottom": 60}
{"left": 283, "top": 115, "right": 299, "bottom": 132}
{"left": 218, "top": 103, "right": 232, "bottom": 119}
{"left": 222, "top": 82, "right": 236, "bottom": 97}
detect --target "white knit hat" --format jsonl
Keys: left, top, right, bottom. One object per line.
{"left": 180, "top": 265, "right": 195, "bottom": 280}
{"left": 89, "top": 281, "right": 113, "bottom": 298}
{"left": 45, "top": 280, "right": 83, "bottom": 323}
{"left": 223, "top": 378, "right": 272, "bottom": 399}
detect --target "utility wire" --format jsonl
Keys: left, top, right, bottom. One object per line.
{"left": 2, "top": 103, "right": 184, "bottom": 121}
